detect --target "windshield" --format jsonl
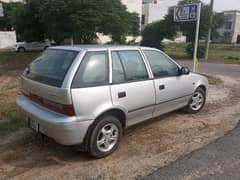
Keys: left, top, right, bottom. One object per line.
{"left": 25, "top": 49, "right": 78, "bottom": 87}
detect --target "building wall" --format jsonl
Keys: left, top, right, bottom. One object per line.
{"left": 0, "top": 31, "right": 16, "bottom": 49}
{"left": 142, "top": 0, "right": 177, "bottom": 28}
{"left": 215, "top": 11, "right": 240, "bottom": 44}
{"left": 142, "top": 3, "right": 163, "bottom": 27}
{"left": 232, "top": 12, "right": 240, "bottom": 43}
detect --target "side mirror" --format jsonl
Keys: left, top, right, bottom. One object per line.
{"left": 180, "top": 66, "right": 190, "bottom": 75}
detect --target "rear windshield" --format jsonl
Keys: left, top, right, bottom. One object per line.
{"left": 25, "top": 49, "right": 78, "bottom": 87}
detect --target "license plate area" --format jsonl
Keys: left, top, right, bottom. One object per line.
{"left": 28, "top": 118, "right": 39, "bottom": 132}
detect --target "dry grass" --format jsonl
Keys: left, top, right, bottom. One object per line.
{"left": 0, "top": 51, "right": 39, "bottom": 134}
{"left": 203, "top": 74, "right": 223, "bottom": 85}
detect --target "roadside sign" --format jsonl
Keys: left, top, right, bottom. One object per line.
{"left": 174, "top": 4, "right": 198, "bottom": 22}
{"left": 0, "top": 3, "right": 3, "bottom": 17}
{"left": 174, "top": 3, "right": 201, "bottom": 73}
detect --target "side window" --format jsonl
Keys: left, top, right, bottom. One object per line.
{"left": 111, "top": 50, "right": 149, "bottom": 83}
{"left": 111, "top": 52, "right": 127, "bottom": 83}
{"left": 72, "top": 51, "right": 108, "bottom": 88}
{"left": 143, "top": 50, "right": 179, "bottom": 78}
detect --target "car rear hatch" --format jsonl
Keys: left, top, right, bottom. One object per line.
{"left": 21, "top": 48, "right": 79, "bottom": 116}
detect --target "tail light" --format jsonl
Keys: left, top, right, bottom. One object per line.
{"left": 24, "top": 93, "right": 75, "bottom": 116}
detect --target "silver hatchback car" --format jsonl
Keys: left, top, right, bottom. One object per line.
{"left": 17, "top": 45, "right": 208, "bottom": 157}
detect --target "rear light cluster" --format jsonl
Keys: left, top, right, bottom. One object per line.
{"left": 24, "top": 93, "right": 75, "bottom": 116}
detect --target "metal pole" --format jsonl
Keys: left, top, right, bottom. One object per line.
{"left": 204, "top": 0, "right": 214, "bottom": 60}
{"left": 70, "top": 36, "right": 74, "bottom": 45}
{"left": 193, "top": 3, "right": 201, "bottom": 73}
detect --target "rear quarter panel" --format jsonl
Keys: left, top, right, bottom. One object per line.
{"left": 71, "top": 86, "right": 114, "bottom": 120}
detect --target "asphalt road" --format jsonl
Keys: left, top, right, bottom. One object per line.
{"left": 177, "top": 60, "right": 240, "bottom": 78}
{"left": 144, "top": 123, "right": 240, "bottom": 180}
{"left": 144, "top": 61, "right": 240, "bottom": 180}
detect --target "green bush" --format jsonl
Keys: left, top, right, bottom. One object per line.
{"left": 227, "top": 56, "right": 240, "bottom": 61}
{"left": 186, "top": 43, "right": 205, "bottom": 58}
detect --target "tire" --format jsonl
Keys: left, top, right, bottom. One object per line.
{"left": 183, "top": 87, "right": 206, "bottom": 114}
{"left": 18, "top": 47, "right": 25, "bottom": 52}
{"left": 88, "top": 115, "right": 122, "bottom": 158}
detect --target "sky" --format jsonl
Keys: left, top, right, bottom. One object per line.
{"left": 160, "top": 0, "right": 240, "bottom": 12}
{"left": 202, "top": 0, "right": 240, "bottom": 12}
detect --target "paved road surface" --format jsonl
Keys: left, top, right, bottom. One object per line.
{"left": 144, "top": 61, "right": 240, "bottom": 180}
{"left": 177, "top": 60, "right": 240, "bottom": 78}
{"left": 144, "top": 123, "right": 240, "bottom": 180}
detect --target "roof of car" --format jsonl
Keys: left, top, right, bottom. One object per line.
{"left": 48, "top": 45, "right": 153, "bottom": 51}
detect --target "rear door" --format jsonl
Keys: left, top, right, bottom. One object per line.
{"left": 142, "top": 49, "right": 194, "bottom": 117}
{"left": 71, "top": 51, "right": 112, "bottom": 119}
{"left": 110, "top": 49, "right": 155, "bottom": 127}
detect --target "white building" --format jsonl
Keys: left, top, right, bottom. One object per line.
{"left": 142, "top": 0, "right": 177, "bottom": 28}
{"left": 122, "top": 0, "right": 142, "bottom": 14}
{"left": 215, "top": 10, "right": 240, "bottom": 44}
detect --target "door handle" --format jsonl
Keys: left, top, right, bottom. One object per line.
{"left": 159, "top": 85, "right": 165, "bottom": 90}
{"left": 118, "top": 92, "right": 126, "bottom": 98}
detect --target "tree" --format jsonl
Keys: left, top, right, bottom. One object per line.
{"left": 141, "top": 0, "right": 224, "bottom": 50}
{"left": 141, "top": 9, "right": 177, "bottom": 50}
{"left": 98, "top": 0, "right": 140, "bottom": 44}
{"left": 0, "top": 2, "right": 22, "bottom": 31}
{"left": 13, "top": 0, "right": 45, "bottom": 42}
{"left": 174, "top": 0, "right": 224, "bottom": 42}
{"left": 13, "top": 0, "right": 140, "bottom": 44}
{"left": 211, "top": 12, "right": 224, "bottom": 39}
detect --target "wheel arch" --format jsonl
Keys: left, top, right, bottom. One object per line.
{"left": 18, "top": 46, "right": 26, "bottom": 51}
{"left": 80, "top": 108, "right": 127, "bottom": 152}
{"left": 197, "top": 85, "right": 207, "bottom": 93}
{"left": 94, "top": 108, "right": 127, "bottom": 128}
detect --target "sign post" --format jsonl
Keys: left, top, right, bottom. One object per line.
{"left": 174, "top": 3, "right": 201, "bottom": 73}
{"left": 0, "top": 3, "right": 3, "bottom": 17}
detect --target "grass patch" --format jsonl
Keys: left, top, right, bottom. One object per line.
{"left": 227, "top": 56, "right": 240, "bottom": 61}
{"left": 0, "top": 115, "right": 26, "bottom": 135}
{"left": 0, "top": 51, "right": 40, "bottom": 73}
{"left": 0, "top": 51, "right": 39, "bottom": 135}
{"left": 165, "top": 43, "right": 240, "bottom": 64}
{"left": 164, "top": 42, "right": 188, "bottom": 59}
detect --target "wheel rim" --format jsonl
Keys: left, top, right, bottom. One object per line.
{"left": 190, "top": 91, "right": 204, "bottom": 111}
{"left": 96, "top": 123, "right": 119, "bottom": 153}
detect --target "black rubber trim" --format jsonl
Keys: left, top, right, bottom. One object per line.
{"left": 128, "top": 104, "right": 155, "bottom": 113}
{"left": 128, "top": 93, "right": 193, "bottom": 113}
{"left": 155, "top": 94, "right": 193, "bottom": 106}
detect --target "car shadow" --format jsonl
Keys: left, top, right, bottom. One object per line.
{"left": 0, "top": 109, "right": 199, "bottom": 178}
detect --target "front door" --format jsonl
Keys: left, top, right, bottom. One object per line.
{"left": 110, "top": 50, "right": 156, "bottom": 127}
{"left": 142, "top": 49, "right": 194, "bottom": 117}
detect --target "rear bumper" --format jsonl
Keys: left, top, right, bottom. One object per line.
{"left": 16, "top": 96, "right": 93, "bottom": 145}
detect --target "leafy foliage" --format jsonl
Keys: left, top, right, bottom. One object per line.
{"left": 141, "top": 9, "right": 177, "bottom": 50}
{"left": 186, "top": 43, "right": 205, "bottom": 58}
{"left": 12, "top": 0, "right": 140, "bottom": 44}
{"left": 13, "top": 1, "right": 45, "bottom": 42}
{"left": 174, "top": 0, "right": 224, "bottom": 42}
{"left": 141, "top": 0, "right": 224, "bottom": 50}
{"left": 0, "top": 2, "right": 22, "bottom": 31}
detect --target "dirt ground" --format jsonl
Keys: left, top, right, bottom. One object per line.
{"left": 0, "top": 75, "right": 240, "bottom": 180}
